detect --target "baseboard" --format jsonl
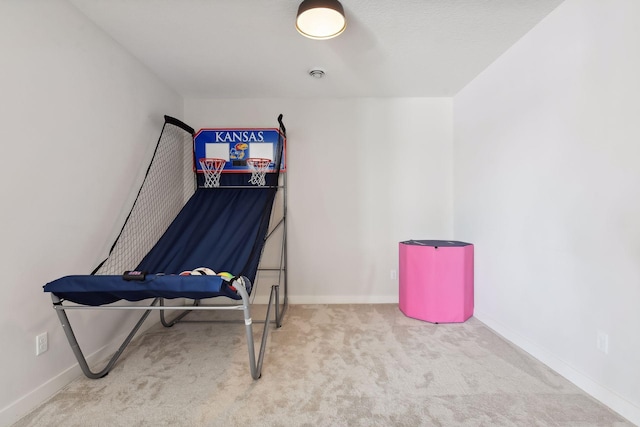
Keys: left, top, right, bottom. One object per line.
{"left": 1, "top": 317, "right": 161, "bottom": 426}
{"left": 1, "top": 341, "right": 118, "bottom": 426}
{"left": 474, "top": 310, "right": 640, "bottom": 426}
{"left": 286, "top": 295, "right": 399, "bottom": 305}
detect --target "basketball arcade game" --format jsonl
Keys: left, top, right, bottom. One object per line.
{"left": 43, "top": 115, "right": 288, "bottom": 380}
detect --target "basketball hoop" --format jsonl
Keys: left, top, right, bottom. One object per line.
{"left": 199, "top": 158, "right": 226, "bottom": 188}
{"left": 246, "top": 158, "right": 272, "bottom": 186}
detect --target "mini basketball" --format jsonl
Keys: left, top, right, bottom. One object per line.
{"left": 217, "top": 272, "right": 234, "bottom": 281}
{"left": 217, "top": 272, "right": 236, "bottom": 291}
{"left": 179, "top": 271, "right": 192, "bottom": 276}
{"left": 192, "top": 267, "right": 216, "bottom": 275}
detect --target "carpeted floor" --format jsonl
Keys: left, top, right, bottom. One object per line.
{"left": 14, "top": 304, "right": 633, "bottom": 426}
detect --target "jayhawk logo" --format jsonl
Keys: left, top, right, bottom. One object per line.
{"left": 230, "top": 143, "right": 248, "bottom": 160}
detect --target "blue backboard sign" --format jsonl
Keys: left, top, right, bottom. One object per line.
{"left": 193, "top": 128, "right": 285, "bottom": 173}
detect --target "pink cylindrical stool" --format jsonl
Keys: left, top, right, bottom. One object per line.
{"left": 399, "top": 240, "right": 474, "bottom": 323}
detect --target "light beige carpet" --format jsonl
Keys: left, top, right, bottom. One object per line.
{"left": 14, "top": 304, "right": 632, "bottom": 426}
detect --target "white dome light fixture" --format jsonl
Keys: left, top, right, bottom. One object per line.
{"left": 296, "top": 0, "right": 346, "bottom": 40}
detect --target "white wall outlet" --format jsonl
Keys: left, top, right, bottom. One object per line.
{"left": 36, "top": 332, "right": 48, "bottom": 356}
{"left": 596, "top": 330, "right": 609, "bottom": 355}
{"left": 390, "top": 269, "right": 397, "bottom": 280}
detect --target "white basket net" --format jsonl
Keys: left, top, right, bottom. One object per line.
{"left": 199, "top": 158, "right": 226, "bottom": 188}
{"left": 246, "top": 158, "right": 271, "bottom": 186}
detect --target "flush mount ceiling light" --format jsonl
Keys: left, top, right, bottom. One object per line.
{"left": 296, "top": 0, "right": 346, "bottom": 40}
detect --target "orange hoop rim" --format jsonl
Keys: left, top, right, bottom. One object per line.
{"left": 199, "top": 158, "right": 226, "bottom": 168}
{"left": 246, "top": 157, "right": 272, "bottom": 167}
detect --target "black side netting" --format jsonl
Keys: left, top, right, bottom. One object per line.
{"left": 93, "top": 116, "right": 195, "bottom": 275}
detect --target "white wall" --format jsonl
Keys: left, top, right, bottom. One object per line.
{"left": 186, "top": 98, "right": 453, "bottom": 304}
{"left": 0, "top": 1, "right": 183, "bottom": 424}
{"left": 453, "top": 0, "right": 640, "bottom": 423}
{"left": 11, "top": 0, "right": 637, "bottom": 423}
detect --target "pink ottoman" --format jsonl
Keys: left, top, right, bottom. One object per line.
{"left": 399, "top": 240, "right": 474, "bottom": 323}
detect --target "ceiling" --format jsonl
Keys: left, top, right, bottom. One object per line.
{"left": 68, "top": 0, "right": 564, "bottom": 99}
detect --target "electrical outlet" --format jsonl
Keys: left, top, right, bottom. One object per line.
{"left": 596, "top": 330, "right": 609, "bottom": 355}
{"left": 390, "top": 269, "right": 397, "bottom": 280}
{"left": 36, "top": 332, "right": 48, "bottom": 356}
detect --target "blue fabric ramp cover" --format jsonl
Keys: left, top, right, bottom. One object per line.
{"left": 44, "top": 274, "right": 235, "bottom": 306}
{"left": 45, "top": 186, "right": 276, "bottom": 305}
{"left": 136, "top": 186, "right": 276, "bottom": 281}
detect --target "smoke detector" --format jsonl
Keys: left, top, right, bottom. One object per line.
{"left": 309, "top": 69, "right": 325, "bottom": 79}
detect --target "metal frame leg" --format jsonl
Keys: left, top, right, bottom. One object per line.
{"left": 235, "top": 277, "right": 276, "bottom": 380}
{"left": 51, "top": 276, "right": 276, "bottom": 380}
{"left": 159, "top": 298, "right": 199, "bottom": 327}
{"left": 52, "top": 295, "right": 158, "bottom": 379}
